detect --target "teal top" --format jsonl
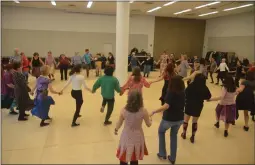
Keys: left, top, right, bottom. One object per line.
{"left": 92, "top": 75, "right": 121, "bottom": 99}
{"left": 84, "top": 53, "right": 91, "bottom": 64}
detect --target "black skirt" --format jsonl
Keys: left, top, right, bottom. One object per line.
{"left": 236, "top": 87, "right": 254, "bottom": 111}
{"left": 185, "top": 104, "right": 204, "bottom": 117}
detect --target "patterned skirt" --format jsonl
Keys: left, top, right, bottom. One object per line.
{"left": 216, "top": 104, "right": 236, "bottom": 124}
{"left": 32, "top": 67, "right": 41, "bottom": 77}
{"left": 116, "top": 143, "right": 148, "bottom": 162}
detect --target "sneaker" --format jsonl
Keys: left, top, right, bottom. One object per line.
{"left": 104, "top": 121, "right": 112, "bottom": 125}
{"left": 157, "top": 153, "right": 166, "bottom": 160}
{"left": 243, "top": 126, "right": 249, "bottom": 132}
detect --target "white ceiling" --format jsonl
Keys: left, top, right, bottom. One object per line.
{"left": 2, "top": 1, "right": 254, "bottom": 19}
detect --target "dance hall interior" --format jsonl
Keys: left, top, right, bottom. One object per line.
{"left": 1, "top": 1, "right": 255, "bottom": 164}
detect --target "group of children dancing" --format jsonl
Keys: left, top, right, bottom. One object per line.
{"left": 1, "top": 54, "right": 255, "bottom": 165}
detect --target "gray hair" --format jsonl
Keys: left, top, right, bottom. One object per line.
{"left": 125, "top": 90, "right": 144, "bottom": 113}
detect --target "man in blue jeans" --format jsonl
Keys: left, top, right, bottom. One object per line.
{"left": 151, "top": 76, "right": 185, "bottom": 164}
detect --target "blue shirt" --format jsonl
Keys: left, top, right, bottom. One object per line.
{"left": 83, "top": 53, "right": 91, "bottom": 64}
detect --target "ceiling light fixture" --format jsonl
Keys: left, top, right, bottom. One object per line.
{"left": 13, "top": 0, "right": 20, "bottom": 3}
{"left": 199, "top": 11, "right": 219, "bottom": 16}
{"left": 223, "top": 4, "right": 253, "bottom": 11}
{"left": 147, "top": 6, "right": 161, "bottom": 13}
{"left": 87, "top": 1, "right": 93, "bottom": 8}
{"left": 130, "top": 0, "right": 134, "bottom": 3}
{"left": 163, "top": 0, "right": 178, "bottom": 7}
{"left": 174, "top": 9, "right": 191, "bottom": 15}
{"left": 51, "top": 0, "right": 56, "bottom": 6}
{"left": 195, "top": 1, "right": 221, "bottom": 9}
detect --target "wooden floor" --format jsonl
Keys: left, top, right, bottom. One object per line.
{"left": 1, "top": 70, "right": 254, "bottom": 164}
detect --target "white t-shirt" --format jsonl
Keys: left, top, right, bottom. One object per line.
{"left": 218, "top": 62, "right": 229, "bottom": 72}
{"left": 61, "top": 74, "right": 89, "bottom": 91}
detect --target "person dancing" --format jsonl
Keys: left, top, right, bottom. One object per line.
{"left": 236, "top": 71, "right": 255, "bottom": 130}
{"left": 92, "top": 66, "right": 121, "bottom": 125}
{"left": 115, "top": 90, "right": 152, "bottom": 165}
{"left": 150, "top": 76, "right": 185, "bottom": 165}
{"left": 31, "top": 52, "right": 44, "bottom": 79}
{"left": 21, "top": 52, "right": 30, "bottom": 83}
{"left": 216, "top": 58, "right": 229, "bottom": 85}
{"left": 122, "top": 67, "right": 151, "bottom": 95}
{"left": 140, "top": 53, "right": 153, "bottom": 78}
{"left": 61, "top": 65, "right": 92, "bottom": 127}
{"left": 209, "top": 58, "right": 217, "bottom": 83}
{"left": 208, "top": 75, "right": 236, "bottom": 137}
{"left": 158, "top": 51, "right": 169, "bottom": 77}
{"left": 12, "top": 62, "right": 34, "bottom": 121}
{"left": 150, "top": 61, "right": 176, "bottom": 105}
{"left": 31, "top": 65, "right": 61, "bottom": 127}
{"left": 45, "top": 51, "right": 56, "bottom": 81}
{"left": 57, "top": 54, "right": 70, "bottom": 81}
{"left": 177, "top": 54, "right": 190, "bottom": 78}
{"left": 181, "top": 74, "right": 211, "bottom": 143}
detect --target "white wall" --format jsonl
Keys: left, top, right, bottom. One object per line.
{"left": 203, "top": 11, "right": 255, "bottom": 61}
{"left": 2, "top": 6, "right": 155, "bottom": 57}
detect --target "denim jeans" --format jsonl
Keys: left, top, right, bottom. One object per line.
{"left": 23, "top": 71, "right": 29, "bottom": 82}
{"left": 143, "top": 65, "right": 151, "bottom": 75}
{"left": 158, "top": 119, "right": 183, "bottom": 162}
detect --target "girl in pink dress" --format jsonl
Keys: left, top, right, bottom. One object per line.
{"left": 122, "top": 67, "right": 151, "bottom": 95}
{"left": 115, "top": 90, "right": 152, "bottom": 165}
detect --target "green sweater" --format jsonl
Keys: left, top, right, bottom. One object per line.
{"left": 92, "top": 75, "right": 121, "bottom": 99}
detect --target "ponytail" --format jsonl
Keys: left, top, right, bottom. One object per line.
{"left": 69, "top": 64, "right": 82, "bottom": 76}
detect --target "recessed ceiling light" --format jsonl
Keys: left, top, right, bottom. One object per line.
{"left": 87, "top": 1, "right": 93, "bottom": 8}
{"left": 195, "top": 2, "right": 221, "bottom": 9}
{"left": 51, "top": 0, "right": 56, "bottom": 6}
{"left": 13, "top": 0, "right": 20, "bottom": 3}
{"left": 174, "top": 9, "right": 192, "bottom": 15}
{"left": 147, "top": 6, "right": 161, "bottom": 13}
{"left": 199, "top": 11, "right": 219, "bottom": 16}
{"left": 163, "top": 0, "right": 178, "bottom": 7}
{"left": 223, "top": 4, "right": 253, "bottom": 11}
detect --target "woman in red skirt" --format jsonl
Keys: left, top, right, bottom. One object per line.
{"left": 115, "top": 90, "right": 152, "bottom": 165}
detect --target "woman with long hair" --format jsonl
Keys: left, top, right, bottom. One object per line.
{"left": 115, "top": 90, "right": 152, "bottom": 165}
{"left": 150, "top": 76, "right": 185, "bottom": 164}
{"left": 31, "top": 52, "right": 44, "bottom": 78}
{"left": 157, "top": 51, "right": 169, "bottom": 77}
{"left": 150, "top": 61, "right": 176, "bottom": 105}
{"left": 236, "top": 71, "right": 255, "bottom": 130}
{"left": 31, "top": 65, "right": 61, "bottom": 127}
{"left": 208, "top": 74, "right": 236, "bottom": 137}
{"left": 122, "top": 67, "right": 151, "bottom": 95}
{"left": 181, "top": 74, "right": 211, "bottom": 143}
{"left": 61, "top": 65, "right": 92, "bottom": 127}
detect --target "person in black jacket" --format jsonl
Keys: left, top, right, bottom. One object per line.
{"left": 181, "top": 73, "right": 211, "bottom": 143}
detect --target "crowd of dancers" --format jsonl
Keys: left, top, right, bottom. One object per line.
{"left": 1, "top": 48, "right": 255, "bottom": 165}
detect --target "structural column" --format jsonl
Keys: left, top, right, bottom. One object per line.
{"left": 116, "top": 2, "right": 130, "bottom": 85}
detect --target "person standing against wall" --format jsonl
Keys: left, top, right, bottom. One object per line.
{"left": 57, "top": 54, "right": 70, "bottom": 81}
{"left": 83, "top": 49, "right": 92, "bottom": 78}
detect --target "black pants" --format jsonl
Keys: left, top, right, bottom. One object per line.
{"left": 71, "top": 90, "right": 83, "bottom": 124}
{"left": 209, "top": 71, "right": 214, "bottom": 83}
{"left": 60, "top": 66, "right": 68, "bottom": 80}
{"left": 102, "top": 98, "right": 115, "bottom": 122}
{"left": 18, "top": 107, "right": 25, "bottom": 119}
{"left": 217, "top": 71, "right": 226, "bottom": 84}
{"left": 120, "top": 161, "right": 138, "bottom": 165}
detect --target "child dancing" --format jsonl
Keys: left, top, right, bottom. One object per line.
{"left": 92, "top": 66, "right": 121, "bottom": 125}
{"left": 208, "top": 74, "right": 236, "bottom": 137}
